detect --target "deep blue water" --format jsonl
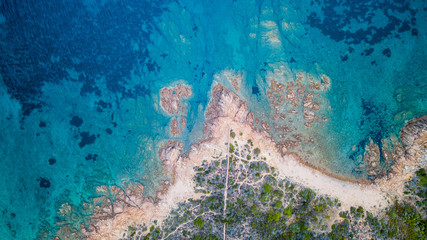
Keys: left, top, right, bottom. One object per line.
{"left": 0, "top": 0, "right": 425, "bottom": 238}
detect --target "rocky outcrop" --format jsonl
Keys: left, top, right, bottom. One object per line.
{"left": 160, "top": 84, "right": 191, "bottom": 137}
{"left": 359, "top": 116, "right": 427, "bottom": 185}
{"left": 264, "top": 66, "right": 330, "bottom": 157}
{"left": 90, "top": 182, "right": 148, "bottom": 218}
{"left": 376, "top": 116, "right": 427, "bottom": 192}
{"left": 160, "top": 84, "right": 192, "bottom": 115}
{"left": 159, "top": 140, "right": 183, "bottom": 178}
{"left": 204, "top": 83, "right": 253, "bottom": 135}
{"left": 400, "top": 116, "right": 427, "bottom": 161}
{"left": 170, "top": 117, "right": 181, "bottom": 136}
{"left": 52, "top": 181, "right": 151, "bottom": 240}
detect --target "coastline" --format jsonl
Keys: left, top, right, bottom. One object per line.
{"left": 75, "top": 80, "right": 425, "bottom": 239}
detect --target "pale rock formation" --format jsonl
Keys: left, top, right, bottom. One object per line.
{"left": 160, "top": 84, "right": 192, "bottom": 137}
{"left": 376, "top": 116, "right": 427, "bottom": 194}
{"left": 159, "top": 84, "right": 192, "bottom": 115}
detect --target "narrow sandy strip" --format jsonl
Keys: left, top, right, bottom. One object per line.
{"left": 207, "top": 118, "right": 390, "bottom": 213}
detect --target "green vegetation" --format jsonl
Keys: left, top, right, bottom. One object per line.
{"left": 283, "top": 205, "right": 292, "bottom": 217}
{"left": 229, "top": 144, "right": 235, "bottom": 153}
{"left": 267, "top": 210, "right": 281, "bottom": 222}
{"left": 263, "top": 183, "right": 271, "bottom": 194}
{"left": 327, "top": 169, "right": 426, "bottom": 240}
{"left": 384, "top": 201, "right": 425, "bottom": 239}
{"left": 405, "top": 168, "right": 427, "bottom": 210}
{"left": 127, "top": 226, "right": 136, "bottom": 237}
{"left": 193, "top": 217, "right": 204, "bottom": 228}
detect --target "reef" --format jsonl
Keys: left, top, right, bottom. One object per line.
{"left": 263, "top": 65, "right": 330, "bottom": 158}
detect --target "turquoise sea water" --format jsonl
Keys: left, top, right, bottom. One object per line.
{"left": 0, "top": 0, "right": 425, "bottom": 238}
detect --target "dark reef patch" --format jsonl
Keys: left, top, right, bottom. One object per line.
{"left": 252, "top": 86, "right": 259, "bottom": 95}
{"left": 349, "top": 99, "right": 389, "bottom": 172}
{"left": 382, "top": 48, "right": 392, "bottom": 57}
{"left": 48, "top": 158, "right": 56, "bottom": 165}
{"left": 70, "top": 116, "right": 83, "bottom": 127}
{"left": 22, "top": 103, "right": 43, "bottom": 117}
{"left": 0, "top": 0, "right": 169, "bottom": 118}
{"left": 411, "top": 28, "right": 418, "bottom": 36}
{"left": 361, "top": 48, "right": 374, "bottom": 56}
{"left": 398, "top": 20, "right": 411, "bottom": 33}
{"left": 38, "top": 177, "right": 51, "bottom": 188}
{"left": 85, "top": 153, "right": 98, "bottom": 162}
{"left": 96, "top": 100, "right": 112, "bottom": 112}
{"left": 78, "top": 132, "right": 96, "bottom": 148}
{"left": 307, "top": 0, "right": 417, "bottom": 45}
{"left": 39, "top": 121, "right": 46, "bottom": 128}
{"left": 80, "top": 76, "right": 101, "bottom": 97}
{"left": 105, "top": 128, "right": 113, "bottom": 135}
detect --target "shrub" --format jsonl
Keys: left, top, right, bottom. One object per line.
{"left": 273, "top": 200, "right": 282, "bottom": 208}
{"left": 283, "top": 206, "right": 293, "bottom": 217}
{"left": 267, "top": 210, "right": 281, "bottom": 222}
{"left": 229, "top": 144, "right": 235, "bottom": 153}
{"left": 263, "top": 183, "right": 271, "bottom": 194}
{"left": 193, "top": 217, "right": 204, "bottom": 228}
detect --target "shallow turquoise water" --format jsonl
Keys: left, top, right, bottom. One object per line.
{"left": 0, "top": 0, "right": 425, "bottom": 238}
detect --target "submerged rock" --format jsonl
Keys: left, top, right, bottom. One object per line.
{"left": 39, "top": 177, "right": 51, "bottom": 188}
{"left": 48, "top": 158, "right": 56, "bottom": 165}
{"left": 70, "top": 116, "right": 83, "bottom": 127}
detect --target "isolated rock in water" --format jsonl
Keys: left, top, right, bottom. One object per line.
{"left": 170, "top": 117, "right": 181, "bottom": 136}
{"left": 160, "top": 84, "right": 191, "bottom": 137}
{"left": 160, "top": 84, "right": 192, "bottom": 115}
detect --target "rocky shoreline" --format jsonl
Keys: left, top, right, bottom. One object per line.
{"left": 51, "top": 74, "right": 426, "bottom": 239}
